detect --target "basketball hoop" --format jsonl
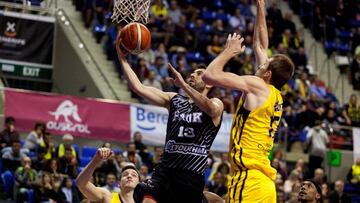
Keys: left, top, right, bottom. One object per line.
{"left": 111, "top": 0, "right": 150, "bottom": 24}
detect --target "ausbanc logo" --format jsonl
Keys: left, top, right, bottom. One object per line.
{"left": 0, "top": 21, "right": 26, "bottom": 46}
{"left": 47, "top": 100, "right": 90, "bottom": 134}
{"left": 4, "top": 22, "right": 16, "bottom": 37}
{"left": 135, "top": 106, "right": 168, "bottom": 131}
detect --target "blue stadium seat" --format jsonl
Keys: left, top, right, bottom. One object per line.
{"left": 217, "top": 13, "right": 230, "bottom": 21}
{"left": 352, "top": 20, "right": 360, "bottom": 28}
{"left": 93, "top": 23, "right": 107, "bottom": 43}
{"left": 344, "top": 183, "right": 357, "bottom": 193}
{"left": 337, "top": 42, "right": 350, "bottom": 55}
{"left": 1, "top": 170, "right": 14, "bottom": 199}
{"left": 337, "top": 30, "right": 353, "bottom": 42}
{"left": 353, "top": 196, "right": 360, "bottom": 203}
{"left": 202, "top": 10, "right": 217, "bottom": 21}
{"left": 80, "top": 156, "right": 93, "bottom": 167}
{"left": 82, "top": 146, "right": 97, "bottom": 157}
{"left": 186, "top": 51, "right": 205, "bottom": 62}
{"left": 28, "top": 151, "right": 36, "bottom": 158}
{"left": 113, "top": 148, "right": 123, "bottom": 155}
{"left": 324, "top": 41, "right": 337, "bottom": 56}
{"left": 28, "top": 189, "right": 34, "bottom": 203}
{"left": 29, "top": 0, "right": 41, "bottom": 6}
{"left": 213, "top": 0, "right": 223, "bottom": 9}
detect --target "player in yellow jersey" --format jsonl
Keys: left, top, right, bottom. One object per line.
{"left": 76, "top": 148, "right": 140, "bottom": 203}
{"left": 202, "top": 0, "right": 294, "bottom": 202}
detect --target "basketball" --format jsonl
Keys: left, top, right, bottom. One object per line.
{"left": 119, "top": 22, "right": 151, "bottom": 55}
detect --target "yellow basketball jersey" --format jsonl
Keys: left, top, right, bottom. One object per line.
{"left": 110, "top": 193, "right": 123, "bottom": 203}
{"left": 230, "top": 85, "right": 283, "bottom": 181}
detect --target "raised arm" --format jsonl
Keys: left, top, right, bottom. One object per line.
{"left": 202, "top": 33, "right": 267, "bottom": 94}
{"left": 168, "top": 64, "right": 223, "bottom": 122}
{"left": 253, "top": 0, "right": 269, "bottom": 66}
{"left": 75, "top": 148, "right": 112, "bottom": 202}
{"left": 116, "top": 36, "right": 176, "bottom": 108}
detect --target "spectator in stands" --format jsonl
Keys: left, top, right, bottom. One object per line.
{"left": 76, "top": 148, "right": 140, "bottom": 203}
{"left": 2, "top": 140, "right": 26, "bottom": 172}
{"left": 102, "top": 173, "right": 120, "bottom": 193}
{"left": 347, "top": 156, "right": 360, "bottom": 189}
{"left": 116, "top": 153, "right": 127, "bottom": 169}
{"left": 321, "top": 183, "right": 329, "bottom": 203}
{"left": 305, "top": 123, "right": 329, "bottom": 178}
{"left": 149, "top": 56, "right": 169, "bottom": 81}
{"left": 350, "top": 46, "right": 360, "bottom": 90}
{"left": 133, "top": 131, "right": 151, "bottom": 167}
{"left": 282, "top": 11, "right": 296, "bottom": 34}
{"left": 168, "top": 0, "right": 181, "bottom": 24}
{"left": 292, "top": 47, "right": 308, "bottom": 70}
{"left": 151, "top": 0, "right": 168, "bottom": 22}
{"left": 24, "top": 122, "right": 45, "bottom": 151}
{"left": 229, "top": 9, "right": 246, "bottom": 31}
{"left": 31, "top": 147, "right": 46, "bottom": 171}
{"left": 154, "top": 43, "right": 169, "bottom": 65}
{"left": 297, "top": 180, "right": 323, "bottom": 203}
{"left": 38, "top": 132, "right": 56, "bottom": 160}
{"left": 123, "top": 142, "right": 143, "bottom": 169}
{"left": 329, "top": 180, "right": 351, "bottom": 203}
{"left": 294, "top": 158, "right": 307, "bottom": 180}
{"left": 273, "top": 149, "right": 288, "bottom": 175}
{"left": 284, "top": 170, "right": 300, "bottom": 199}
{"left": 313, "top": 168, "right": 326, "bottom": 186}
{"left": 60, "top": 177, "right": 80, "bottom": 203}
{"left": 139, "top": 164, "right": 151, "bottom": 181}
{"left": 14, "top": 156, "right": 37, "bottom": 203}
{"left": 271, "top": 158, "right": 287, "bottom": 181}
{"left": 221, "top": 89, "right": 235, "bottom": 113}
{"left": 310, "top": 78, "right": 327, "bottom": 100}
{"left": 352, "top": 28, "right": 360, "bottom": 54}
{"left": 43, "top": 158, "right": 66, "bottom": 189}
{"left": 213, "top": 19, "right": 226, "bottom": 37}
{"left": 34, "top": 173, "right": 61, "bottom": 202}
{"left": 205, "top": 172, "right": 227, "bottom": 198}
{"left": 150, "top": 146, "right": 163, "bottom": 172}
{"left": 143, "top": 71, "right": 163, "bottom": 92}
{"left": 209, "top": 152, "right": 230, "bottom": 181}
{"left": 57, "top": 134, "right": 79, "bottom": 160}
{"left": 0, "top": 116, "right": 20, "bottom": 152}
{"left": 207, "top": 35, "right": 223, "bottom": 59}
{"left": 59, "top": 148, "right": 79, "bottom": 179}
{"left": 343, "top": 94, "right": 360, "bottom": 126}
{"left": 287, "top": 180, "right": 302, "bottom": 203}
{"left": 267, "top": 1, "right": 283, "bottom": 36}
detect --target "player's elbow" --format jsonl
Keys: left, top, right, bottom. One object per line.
{"left": 75, "top": 176, "right": 85, "bottom": 188}
{"left": 202, "top": 72, "right": 217, "bottom": 85}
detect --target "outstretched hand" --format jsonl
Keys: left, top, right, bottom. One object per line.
{"left": 223, "top": 33, "right": 246, "bottom": 57}
{"left": 95, "top": 148, "right": 114, "bottom": 161}
{"left": 168, "top": 63, "right": 186, "bottom": 88}
{"left": 115, "top": 32, "right": 128, "bottom": 59}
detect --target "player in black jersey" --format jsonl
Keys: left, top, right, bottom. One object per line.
{"left": 116, "top": 35, "right": 225, "bottom": 203}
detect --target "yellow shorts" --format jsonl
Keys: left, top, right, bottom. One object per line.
{"left": 226, "top": 169, "right": 276, "bottom": 203}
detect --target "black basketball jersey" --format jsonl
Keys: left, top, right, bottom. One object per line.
{"left": 160, "top": 94, "right": 222, "bottom": 175}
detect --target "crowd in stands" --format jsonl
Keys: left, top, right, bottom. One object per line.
{"left": 1, "top": 0, "right": 360, "bottom": 202}
{"left": 0, "top": 116, "right": 359, "bottom": 202}
{"left": 76, "top": 0, "right": 360, "bottom": 152}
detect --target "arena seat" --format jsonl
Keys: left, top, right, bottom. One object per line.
{"left": 80, "top": 156, "right": 93, "bottom": 167}
{"left": 82, "top": 146, "right": 97, "bottom": 157}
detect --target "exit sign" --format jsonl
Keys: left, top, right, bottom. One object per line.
{"left": 0, "top": 62, "right": 52, "bottom": 80}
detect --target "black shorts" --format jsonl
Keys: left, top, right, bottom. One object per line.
{"left": 134, "top": 166, "right": 207, "bottom": 203}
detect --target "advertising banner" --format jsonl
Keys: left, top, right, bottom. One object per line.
{"left": 5, "top": 89, "right": 130, "bottom": 142}
{"left": 130, "top": 103, "right": 231, "bottom": 152}
{"left": 0, "top": 11, "right": 55, "bottom": 80}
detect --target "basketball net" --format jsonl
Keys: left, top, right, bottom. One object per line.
{"left": 111, "top": 0, "right": 150, "bottom": 24}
